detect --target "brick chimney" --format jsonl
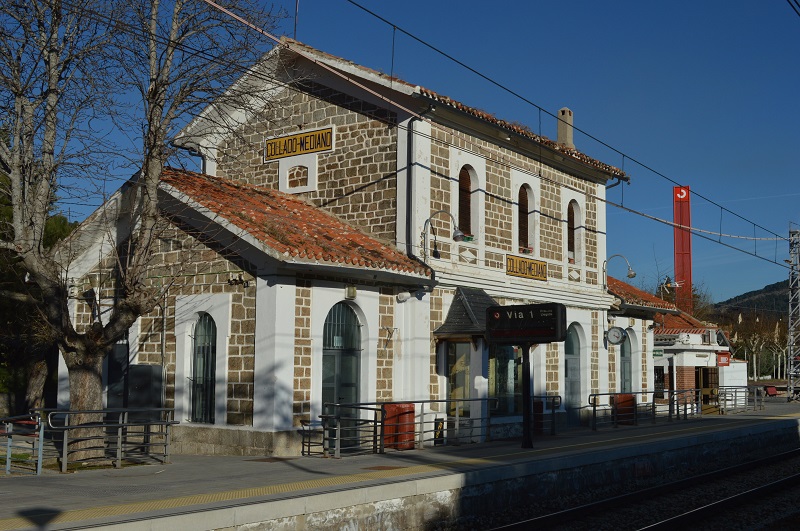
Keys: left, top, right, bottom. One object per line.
{"left": 557, "top": 107, "right": 574, "bottom": 149}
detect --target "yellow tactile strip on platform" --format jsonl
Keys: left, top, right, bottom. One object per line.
{"left": 2, "top": 414, "right": 798, "bottom": 530}
{"left": 0, "top": 456, "right": 498, "bottom": 530}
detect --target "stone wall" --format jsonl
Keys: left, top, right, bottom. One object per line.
{"left": 216, "top": 82, "right": 399, "bottom": 244}
{"left": 425, "top": 125, "right": 602, "bottom": 279}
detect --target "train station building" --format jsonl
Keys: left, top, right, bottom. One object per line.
{"left": 60, "top": 38, "right": 676, "bottom": 455}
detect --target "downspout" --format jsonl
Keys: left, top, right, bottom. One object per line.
{"left": 161, "top": 287, "right": 168, "bottom": 409}
{"left": 405, "top": 111, "right": 437, "bottom": 288}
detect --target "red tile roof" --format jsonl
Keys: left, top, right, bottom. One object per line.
{"left": 655, "top": 311, "right": 713, "bottom": 335}
{"left": 607, "top": 277, "right": 678, "bottom": 312}
{"left": 160, "top": 169, "right": 431, "bottom": 278}
{"left": 281, "top": 38, "right": 626, "bottom": 179}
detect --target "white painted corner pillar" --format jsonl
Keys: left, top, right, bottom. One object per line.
{"left": 253, "top": 275, "right": 296, "bottom": 432}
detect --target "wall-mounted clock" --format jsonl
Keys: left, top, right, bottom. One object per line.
{"left": 606, "top": 326, "right": 627, "bottom": 345}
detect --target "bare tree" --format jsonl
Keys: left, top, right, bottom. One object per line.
{"left": 0, "top": 0, "right": 284, "bottom": 423}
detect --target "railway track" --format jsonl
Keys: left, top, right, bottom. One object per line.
{"left": 489, "top": 448, "right": 800, "bottom": 530}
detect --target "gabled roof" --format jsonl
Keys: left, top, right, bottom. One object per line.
{"left": 607, "top": 277, "right": 679, "bottom": 315}
{"left": 160, "top": 168, "right": 431, "bottom": 279}
{"left": 655, "top": 311, "right": 715, "bottom": 336}
{"left": 434, "top": 287, "right": 498, "bottom": 338}
{"left": 201, "top": 37, "right": 626, "bottom": 182}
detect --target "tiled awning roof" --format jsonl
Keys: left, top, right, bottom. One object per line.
{"left": 160, "top": 169, "right": 431, "bottom": 279}
{"left": 654, "top": 312, "right": 716, "bottom": 336}
{"left": 607, "top": 277, "right": 678, "bottom": 313}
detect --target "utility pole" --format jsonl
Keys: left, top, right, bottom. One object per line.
{"left": 787, "top": 230, "right": 800, "bottom": 400}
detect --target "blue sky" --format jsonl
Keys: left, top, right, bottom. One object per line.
{"left": 268, "top": 0, "right": 800, "bottom": 303}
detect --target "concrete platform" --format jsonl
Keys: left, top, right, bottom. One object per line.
{"left": 2, "top": 400, "right": 800, "bottom": 530}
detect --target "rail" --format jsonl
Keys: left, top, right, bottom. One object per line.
{"left": 320, "top": 398, "right": 500, "bottom": 458}
{"left": 44, "top": 408, "right": 178, "bottom": 473}
{"left": 589, "top": 389, "right": 702, "bottom": 430}
{"left": 1, "top": 413, "right": 44, "bottom": 476}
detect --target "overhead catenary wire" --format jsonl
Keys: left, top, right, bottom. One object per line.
{"left": 48, "top": 0, "right": 791, "bottom": 272}
{"left": 344, "top": 0, "right": 787, "bottom": 245}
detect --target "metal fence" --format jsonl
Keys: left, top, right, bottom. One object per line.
{"left": 718, "top": 386, "right": 766, "bottom": 414}
{"left": 589, "top": 389, "right": 702, "bottom": 431}
{"left": 1, "top": 408, "right": 178, "bottom": 475}
{"left": 44, "top": 408, "right": 178, "bottom": 473}
{"left": 1, "top": 413, "right": 44, "bottom": 476}
{"left": 310, "top": 396, "right": 563, "bottom": 458}
{"left": 317, "top": 398, "right": 497, "bottom": 458}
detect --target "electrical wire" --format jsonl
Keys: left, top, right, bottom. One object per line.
{"left": 787, "top": 0, "right": 800, "bottom": 18}
{"left": 37, "top": 0, "right": 793, "bottom": 271}
{"left": 344, "top": 0, "right": 786, "bottom": 244}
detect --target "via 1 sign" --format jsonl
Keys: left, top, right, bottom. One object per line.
{"left": 486, "top": 303, "right": 567, "bottom": 345}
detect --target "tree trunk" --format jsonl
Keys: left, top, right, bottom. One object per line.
{"left": 64, "top": 350, "right": 107, "bottom": 464}
{"left": 25, "top": 357, "right": 48, "bottom": 412}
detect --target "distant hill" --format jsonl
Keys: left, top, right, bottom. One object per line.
{"left": 712, "top": 280, "right": 788, "bottom": 320}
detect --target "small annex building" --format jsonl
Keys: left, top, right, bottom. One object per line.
{"left": 60, "top": 38, "right": 664, "bottom": 455}
{"left": 652, "top": 310, "right": 740, "bottom": 411}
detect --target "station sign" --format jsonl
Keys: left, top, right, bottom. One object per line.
{"left": 486, "top": 303, "right": 566, "bottom": 344}
{"left": 263, "top": 126, "right": 334, "bottom": 162}
{"left": 505, "top": 255, "right": 547, "bottom": 281}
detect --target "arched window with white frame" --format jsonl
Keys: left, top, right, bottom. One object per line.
{"left": 518, "top": 184, "right": 535, "bottom": 253}
{"left": 458, "top": 165, "right": 476, "bottom": 237}
{"left": 191, "top": 313, "right": 217, "bottom": 424}
{"left": 567, "top": 200, "right": 583, "bottom": 264}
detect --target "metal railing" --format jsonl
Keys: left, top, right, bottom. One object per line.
{"left": 1, "top": 413, "right": 44, "bottom": 476}
{"left": 319, "top": 398, "right": 498, "bottom": 458}
{"left": 590, "top": 389, "right": 702, "bottom": 430}
{"left": 718, "top": 386, "right": 765, "bottom": 414}
{"left": 44, "top": 408, "right": 178, "bottom": 473}
{"left": 319, "top": 403, "right": 384, "bottom": 459}
{"left": 530, "top": 395, "right": 562, "bottom": 436}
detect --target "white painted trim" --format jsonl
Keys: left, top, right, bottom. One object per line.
{"left": 174, "top": 293, "right": 232, "bottom": 424}
{"left": 511, "top": 169, "right": 542, "bottom": 256}
{"left": 253, "top": 275, "right": 296, "bottom": 431}
{"left": 449, "top": 146, "right": 486, "bottom": 245}
{"left": 309, "top": 283, "right": 380, "bottom": 421}
{"left": 278, "top": 153, "right": 318, "bottom": 193}
{"left": 563, "top": 191, "right": 585, "bottom": 267}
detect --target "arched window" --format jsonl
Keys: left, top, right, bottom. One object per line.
{"left": 564, "top": 323, "right": 582, "bottom": 424}
{"left": 322, "top": 302, "right": 362, "bottom": 449}
{"left": 191, "top": 313, "right": 216, "bottom": 424}
{"left": 322, "top": 302, "right": 361, "bottom": 409}
{"left": 567, "top": 200, "right": 581, "bottom": 264}
{"left": 620, "top": 333, "right": 632, "bottom": 393}
{"left": 458, "top": 166, "right": 474, "bottom": 236}
{"left": 518, "top": 185, "right": 534, "bottom": 251}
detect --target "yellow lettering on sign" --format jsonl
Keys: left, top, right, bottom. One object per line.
{"left": 263, "top": 127, "right": 335, "bottom": 162}
{"left": 505, "top": 255, "right": 548, "bottom": 281}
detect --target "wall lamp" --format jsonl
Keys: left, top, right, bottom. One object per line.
{"left": 421, "top": 209, "right": 465, "bottom": 261}
{"left": 602, "top": 253, "right": 636, "bottom": 290}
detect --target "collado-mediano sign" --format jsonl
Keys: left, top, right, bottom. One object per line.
{"left": 263, "top": 127, "right": 334, "bottom": 162}
{"left": 506, "top": 255, "right": 547, "bottom": 281}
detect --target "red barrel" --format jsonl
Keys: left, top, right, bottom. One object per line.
{"left": 614, "top": 393, "right": 636, "bottom": 425}
{"left": 383, "top": 403, "right": 415, "bottom": 450}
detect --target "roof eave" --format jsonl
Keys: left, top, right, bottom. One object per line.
{"left": 413, "top": 92, "right": 623, "bottom": 185}
{"left": 280, "top": 260, "right": 434, "bottom": 289}
{"left": 611, "top": 302, "right": 681, "bottom": 319}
